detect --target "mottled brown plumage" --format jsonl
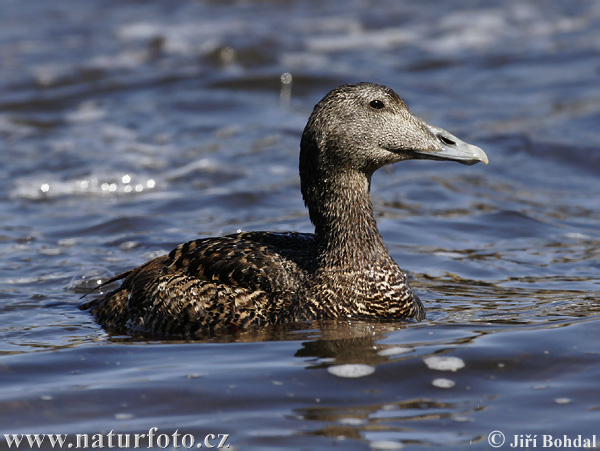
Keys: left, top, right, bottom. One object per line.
{"left": 82, "top": 83, "right": 488, "bottom": 337}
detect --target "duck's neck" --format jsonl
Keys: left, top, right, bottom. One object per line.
{"left": 305, "top": 170, "right": 393, "bottom": 269}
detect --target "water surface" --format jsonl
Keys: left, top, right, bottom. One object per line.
{"left": 1, "top": 0, "right": 599, "bottom": 449}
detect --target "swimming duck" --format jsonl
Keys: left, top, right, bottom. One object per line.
{"left": 82, "top": 82, "right": 488, "bottom": 337}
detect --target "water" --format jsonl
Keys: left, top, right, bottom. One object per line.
{"left": 1, "top": 0, "right": 599, "bottom": 449}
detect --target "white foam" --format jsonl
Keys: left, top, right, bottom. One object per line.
{"left": 565, "top": 232, "right": 590, "bottom": 240}
{"left": 432, "top": 378, "right": 456, "bottom": 388}
{"left": 423, "top": 356, "right": 465, "bottom": 372}
{"left": 327, "top": 364, "right": 375, "bottom": 378}
{"left": 65, "top": 101, "right": 107, "bottom": 123}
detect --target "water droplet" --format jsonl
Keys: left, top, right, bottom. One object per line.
{"left": 68, "top": 267, "right": 116, "bottom": 294}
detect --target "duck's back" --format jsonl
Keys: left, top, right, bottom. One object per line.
{"left": 87, "top": 231, "right": 317, "bottom": 336}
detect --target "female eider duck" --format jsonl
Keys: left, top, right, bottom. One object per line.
{"left": 83, "top": 82, "right": 488, "bottom": 337}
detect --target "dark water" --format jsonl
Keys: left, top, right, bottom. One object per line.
{"left": 1, "top": 0, "right": 599, "bottom": 449}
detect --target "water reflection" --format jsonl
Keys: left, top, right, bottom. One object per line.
{"left": 295, "top": 396, "right": 491, "bottom": 447}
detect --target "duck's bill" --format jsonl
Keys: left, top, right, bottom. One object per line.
{"left": 413, "top": 123, "right": 489, "bottom": 166}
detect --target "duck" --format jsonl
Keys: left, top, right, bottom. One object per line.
{"left": 82, "top": 82, "right": 488, "bottom": 337}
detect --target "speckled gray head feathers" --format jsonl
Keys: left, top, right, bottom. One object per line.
{"left": 300, "top": 82, "right": 487, "bottom": 186}
{"left": 82, "top": 82, "right": 488, "bottom": 337}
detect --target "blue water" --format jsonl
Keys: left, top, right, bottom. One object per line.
{"left": 1, "top": 0, "right": 599, "bottom": 449}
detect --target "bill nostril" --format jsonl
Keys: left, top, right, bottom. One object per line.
{"left": 439, "top": 135, "right": 456, "bottom": 146}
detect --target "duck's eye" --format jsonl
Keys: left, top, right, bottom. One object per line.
{"left": 369, "top": 99, "right": 385, "bottom": 109}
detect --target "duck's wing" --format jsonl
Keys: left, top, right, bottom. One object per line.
{"left": 85, "top": 232, "right": 316, "bottom": 337}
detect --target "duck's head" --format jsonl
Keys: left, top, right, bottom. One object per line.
{"left": 300, "top": 82, "right": 488, "bottom": 188}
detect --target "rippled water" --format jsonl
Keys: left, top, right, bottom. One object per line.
{"left": 1, "top": 0, "right": 599, "bottom": 449}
